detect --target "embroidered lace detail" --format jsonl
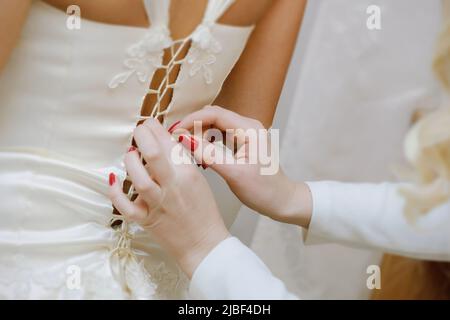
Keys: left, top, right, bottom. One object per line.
{"left": 0, "top": 256, "right": 68, "bottom": 299}
{"left": 187, "top": 23, "right": 222, "bottom": 84}
{"left": 109, "top": 26, "right": 172, "bottom": 89}
{"left": 145, "top": 262, "right": 189, "bottom": 299}
{"left": 109, "top": 21, "right": 222, "bottom": 89}
{"left": 0, "top": 254, "right": 127, "bottom": 299}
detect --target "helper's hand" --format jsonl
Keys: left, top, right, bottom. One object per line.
{"left": 173, "top": 106, "right": 313, "bottom": 228}
{"left": 108, "top": 118, "right": 229, "bottom": 278}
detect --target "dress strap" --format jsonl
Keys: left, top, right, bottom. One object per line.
{"left": 143, "top": 0, "right": 171, "bottom": 28}
{"left": 202, "top": 0, "right": 236, "bottom": 24}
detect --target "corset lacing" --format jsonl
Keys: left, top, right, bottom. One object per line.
{"left": 108, "top": 0, "right": 239, "bottom": 299}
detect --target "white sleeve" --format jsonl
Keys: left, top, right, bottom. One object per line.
{"left": 304, "top": 181, "right": 450, "bottom": 261}
{"left": 189, "top": 237, "right": 298, "bottom": 300}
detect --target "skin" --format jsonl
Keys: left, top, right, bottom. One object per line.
{"left": 109, "top": 107, "right": 313, "bottom": 277}
{"left": 0, "top": 0, "right": 307, "bottom": 126}
{"left": 176, "top": 105, "right": 313, "bottom": 228}
{"left": 0, "top": 0, "right": 32, "bottom": 72}
{"left": 215, "top": 0, "right": 307, "bottom": 127}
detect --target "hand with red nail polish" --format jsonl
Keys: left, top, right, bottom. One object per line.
{"left": 179, "top": 134, "right": 199, "bottom": 152}
{"left": 178, "top": 134, "right": 210, "bottom": 169}
{"left": 176, "top": 106, "right": 313, "bottom": 228}
{"left": 107, "top": 118, "right": 229, "bottom": 278}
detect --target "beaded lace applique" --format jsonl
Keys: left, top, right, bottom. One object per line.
{"left": 187, "top": 23, "right": 223, "bottom": 84}
{"left": 109, "top": 26, "right": 172, "bottom": 89}
{"left": 109, "top": 22, "right": 222, "bottom": 89}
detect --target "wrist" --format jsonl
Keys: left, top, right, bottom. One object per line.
{"left": 280, "top": 181, "right": 313, "bottom": 228}
{"left": 177, "top": 226, "right": 230, "bottom": 279}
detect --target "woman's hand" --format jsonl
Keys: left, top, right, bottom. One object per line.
{"left": 174, "top": 105, "right": 313, "bottom": 228}
{"left": 108, "top": 118, "right": 229, "bottom": 278}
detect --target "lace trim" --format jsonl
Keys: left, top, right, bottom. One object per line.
{"left": 187, "top": 23, "right": 223, "bottom": 84}
{"left": 109, "top": 26, "right": 172, "bottom": 89}
{"left": 109, "top": 22, "right": 222, "bottom": 89}
{"left": 0, "top": 255, "right": 127, "bottom": 299}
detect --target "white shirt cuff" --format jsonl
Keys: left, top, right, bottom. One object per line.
{"left": 303, "top": 181, "right": 334, "bottom": 245}
{"left": 189, "top": 237, "right": 297, "bottom": 300}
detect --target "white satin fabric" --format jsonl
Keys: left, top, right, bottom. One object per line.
{"left": 0, "top": 0, "right": 253, "bottom": 299}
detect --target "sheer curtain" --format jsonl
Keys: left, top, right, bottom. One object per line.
{"left": 232, "top": 0, "right": 443, "bottom": 299}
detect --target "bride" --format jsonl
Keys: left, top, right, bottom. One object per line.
{"left": 0, "top": 0, "right": 305, "bottom": 299}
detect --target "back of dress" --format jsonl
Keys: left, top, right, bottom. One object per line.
{"left": 0, "top": 0, "right": 253, "bottom": 299}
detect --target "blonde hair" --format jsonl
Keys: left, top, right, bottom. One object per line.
{"left": 400, "top": 108, "right": 450, "bottom": 218}
{"left": 399, "top": 1, "right": 450, "bottom": 218}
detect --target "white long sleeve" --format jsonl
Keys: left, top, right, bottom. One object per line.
{"left": 189, "top": 237, "right": 298, "bottom": 300}
{"left": 189, "top": 182, "right": 449, "bottom": 300}
{"left": 305, "top": 181, "right": 450, "bottom": 261}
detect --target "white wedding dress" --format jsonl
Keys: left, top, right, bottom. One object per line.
{"left": 0, "top": 0, "right": 253, "bottom": 299}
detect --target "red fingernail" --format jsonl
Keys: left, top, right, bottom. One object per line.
{"left": 179, "top": 135, "right": 198, "bottom": 152}
{"left": 128, "top": 146, "right": 137, "bottom": 152}
{"left": 109, "top": 173, "right": 116, "bottom": 186}
{"left": 202, "top": 164, "right": 209, "bottom": 170}
{"left": 168, "top": 121, "right": 181, "bottom": 134}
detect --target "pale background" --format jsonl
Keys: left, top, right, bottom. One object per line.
{"left": 231, "top": 0, "right": 442, "bottom": 299}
